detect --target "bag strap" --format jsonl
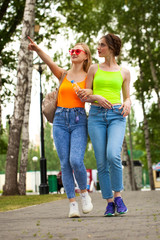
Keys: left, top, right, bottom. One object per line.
{"left": 55, "top": 71, "right": 67, "bottom": 99}
{"left": 59, "top": 71, "right": 67, "bottom": 85}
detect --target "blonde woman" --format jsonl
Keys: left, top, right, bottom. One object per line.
{"left": 28, "top": 37, "right": 93, "bottom": 218}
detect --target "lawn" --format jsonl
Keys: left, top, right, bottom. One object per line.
{"left": 0, "top": 194, "right": 67, "bottom": 212}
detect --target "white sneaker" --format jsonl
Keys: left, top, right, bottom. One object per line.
{"left": 81, "top": 192, "right": 93, "bottom": 214}
{"left": 68, "top": 202, "right": 80, "bottom": 218}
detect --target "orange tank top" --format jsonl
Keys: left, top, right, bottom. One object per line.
{"left": 57, "top": 76, "right": 86, "bottom": 108}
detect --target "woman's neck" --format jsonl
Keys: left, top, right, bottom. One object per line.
{"left": 104, "top": 55, "right": 117, "bottom": 67}
{"left": 67, "top": 63, "right": 86, "bottom": 82}
{"left": 70, "top": 62, "right": 85, "bottom": 73}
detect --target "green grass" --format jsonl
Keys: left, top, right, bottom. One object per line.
{"left": 0, "top": 194, "right": 67, "bottom": 212}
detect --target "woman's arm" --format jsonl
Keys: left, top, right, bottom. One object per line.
{"left": 86, "top": 95, "right": 112, "bottom": 109}
{"left": 119, "top": 68, "right": 131, "bottom": 117}
{"left": 28, "top": 36, "right": 64, "bottom": 80}
{"left": 77, "top": 64, "right": 96, "bottom": 99}
{"left": 80, "top": 64, "right": 112, "bottom": 109}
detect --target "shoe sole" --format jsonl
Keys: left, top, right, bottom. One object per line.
{"left": 82, "top": 204, "right": 93, "bottom": 214}
{"left": 69, "top": 213, "right": 81, "bottom": 218}
{"left": 116, "top": 209, "right": 128, "bottom": 215}
{"left": 104, "top": 213, "right": 115, "bottom": 217}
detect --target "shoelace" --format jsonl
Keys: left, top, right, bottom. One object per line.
{"left": 71, "top": 203, "right": 78, "bottom": 211}
{"left": 107, "top": 203, "right": 114, "bottom": 209}
{"left": 82, "top": 196, "right": 88, "bottom": 205}
{"left": 115, "top": 198, "right": 126, "bottom": 211}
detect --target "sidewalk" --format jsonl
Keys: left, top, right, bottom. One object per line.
{"left": 0, "top": 191, "right": 160, "bottom": 240}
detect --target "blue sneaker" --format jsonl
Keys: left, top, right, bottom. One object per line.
{"left": 114, "top": 197, "right": 128, "bottom": 214}
{"left": 104, "top": 202, "right": 115, "bottom": 217}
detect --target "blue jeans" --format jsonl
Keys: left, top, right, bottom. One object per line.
{"left": 53, "top": 107, "right": 87, "bottom": 199}
{"left": 88, "top": 105, "right": 126, "bottom": 199}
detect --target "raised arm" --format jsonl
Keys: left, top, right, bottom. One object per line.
{"left": 28, "top": 36, "right": 64, "bottom": 80}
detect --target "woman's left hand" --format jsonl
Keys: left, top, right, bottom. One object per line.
{"left": 119, "top": 98, "right": 131, "bottom": 117}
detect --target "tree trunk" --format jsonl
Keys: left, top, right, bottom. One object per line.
{"left": 146, "top": 33, "right": 160, "bottom": 110}
{"left": 127, "top": 114, "right": 137, "bottom": 190}
{"left": 123, "top": 136, "right": 137, "bottom": 190}
{"left": 3, "top": 0, "right": 36, "bottom": 196}
{"left": 149, "top": 59, "right": 160, "bottom": 110}
{"left": 141, "top": 97, "right": 155, "bottom": 190}
{"left": 139, "top": 60, "right": 155, "bottom": 190}
{"left": 18, "top": 40, "right": 34, "bottom": 195}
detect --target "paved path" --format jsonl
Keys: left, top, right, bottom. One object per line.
{"left": 0, "top": 191, "right": 160, "bottom": 240}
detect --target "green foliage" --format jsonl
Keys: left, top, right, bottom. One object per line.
{"left": 0, "top": 123, "right": 9, "bottom": 171}
{"left": 34, "top": 1, "right": 63, "bottom": 47}
{"left": 56, "top": 0, "right": 101, "bottom": 39}
{"left": 0, "top": 129, "right": 8, "bottom": 154}
{"left": 125, "top": 109, "right": 145, "bottom": 167}
{"left": 147, "top": 104, "right": 160, "bottom": 163}
{"left": 0, "top": 0, "right": 25, "bottom": 55}
{"left": 0, "top": 0, "right": 65, "bottom": 105}
{"left": 84, "top": 148, "right": 97, "bottom": 169}
{"left": 44, "top": 122, "right": 60, "bottom": 171}
{"left": 132, "top": 103, "right": 160, "bottom": 170}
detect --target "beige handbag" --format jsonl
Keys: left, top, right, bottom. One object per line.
{"left": 42, "top": 71, "right": 67, "bottom": 123}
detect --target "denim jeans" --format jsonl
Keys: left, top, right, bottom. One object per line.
{"left": 53, "top": 107, "right": 87, "bottom": 199}
{"left": 88, "top": 105, "right": 126, "bottom": 199}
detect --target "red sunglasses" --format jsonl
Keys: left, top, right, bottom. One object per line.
{"left": 69, "top": 49, "right": 86, "bottom": 55}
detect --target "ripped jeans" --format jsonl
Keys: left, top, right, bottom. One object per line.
{"left": 88, "top": 105, "right": 126, "bottom": 199}
{"left": 53, "top": 107, "right": 87, "bottom": 199}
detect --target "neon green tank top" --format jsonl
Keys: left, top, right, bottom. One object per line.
{"left": 93, "top": 64, "right": 123, "bottom": 104}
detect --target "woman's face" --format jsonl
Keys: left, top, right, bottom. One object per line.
{"left": 97, "top": 38, "right": 110, "bottom": 57}
{"left": 70, "top": 45, "right": 87, "bottom": 63}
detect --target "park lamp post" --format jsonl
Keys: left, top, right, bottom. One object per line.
{"left": 32, "top": 156, "right": 38, "bottom": 192}
{"left": 34, "top": 62, "right": 49, "bottom": 195}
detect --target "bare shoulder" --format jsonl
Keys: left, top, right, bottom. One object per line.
{"left": 121, "top": 67, "right": 130, "bottom": 75}
{"left": 89, "top": 63, "right": 98, "bottom": 74}
{"left": 121, "top": 67, "right": 130, "bottom": 81}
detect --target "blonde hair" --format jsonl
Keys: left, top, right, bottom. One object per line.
{"left": 75, "top": 42, "right": 92, "bottom": 72}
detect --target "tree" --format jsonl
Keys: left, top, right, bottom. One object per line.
{"left": 147, "top": 104, "right": 160, "bottom": 163}
{"left": 0, "top": 0, "right": 61, "bottom": 128}
{"left": 18, "top": 29, "right": 35, "bottom": 195}
{"left": 0, "top": 60, "right": 2, "bottom": 135}
{"left": 0, "top": 0, "right": 26, "bottom": 125}
{"left": 3, "top": 0, "right": 36, "bottom": 195}
{"left": 124, "top": 110, "right": 138, "bottom": 190}
{"left": 2, "top": 0, "right": 67, "bottom": 195}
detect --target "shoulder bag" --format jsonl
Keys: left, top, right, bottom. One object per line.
{"left": 42, "top": 71, "right": 67, "bottom": 123}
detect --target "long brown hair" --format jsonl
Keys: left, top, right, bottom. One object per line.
{"left": 75, "top": 42, "right": 92, "bottom": 72}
